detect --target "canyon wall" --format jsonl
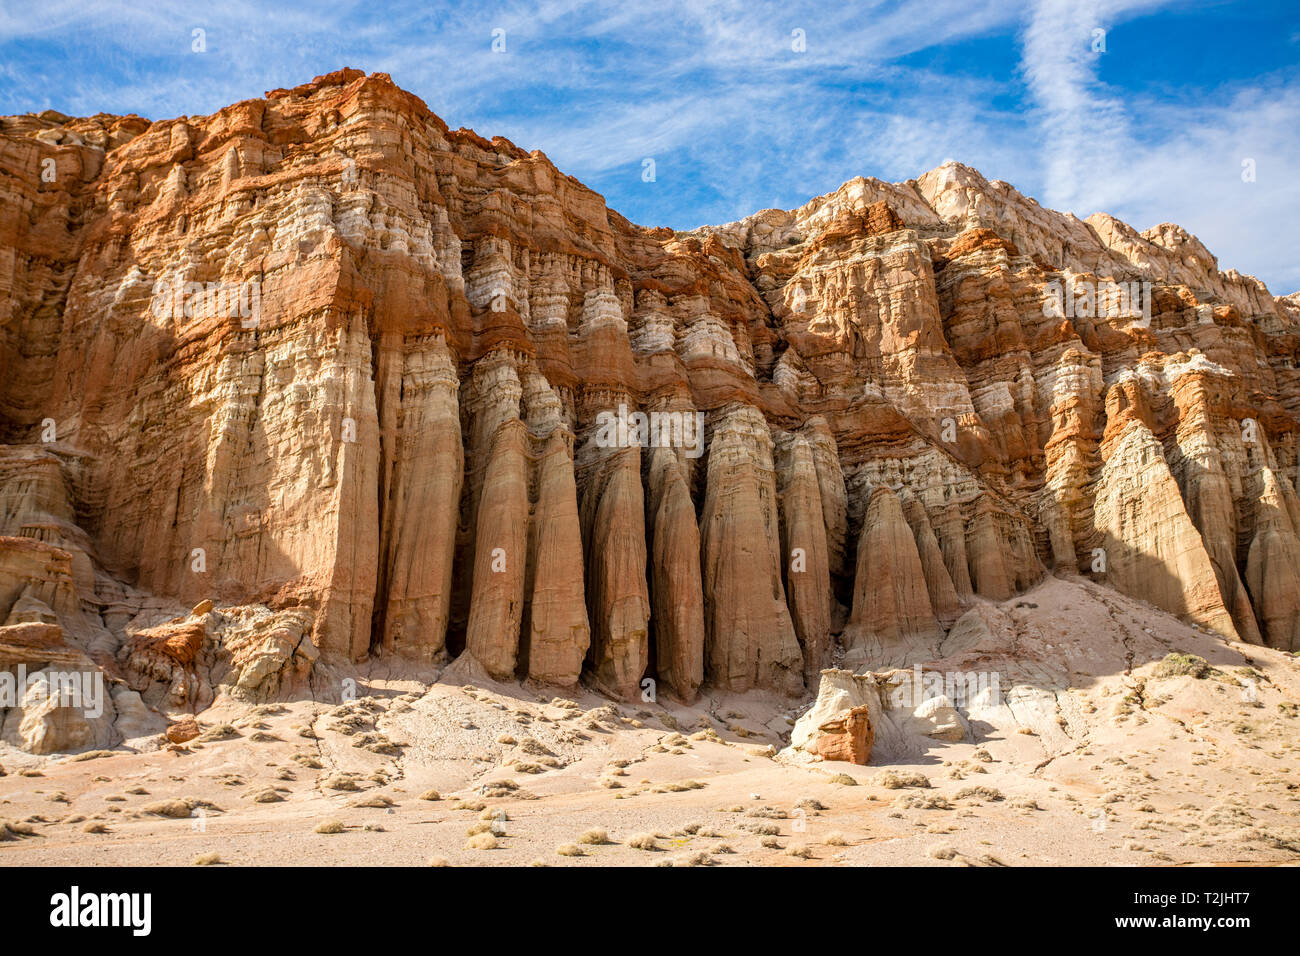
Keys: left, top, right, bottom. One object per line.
{"left": 2, "top": 69, "right": 1298, "bottom": 724}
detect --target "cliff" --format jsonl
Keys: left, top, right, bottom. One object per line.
{"left": 3, "top": 70, "right": 1298, "bottom": 751}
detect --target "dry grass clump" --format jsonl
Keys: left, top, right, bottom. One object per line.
{"left": 419, "top": 789, "right": 441, "bottom": 801}
{"left": 1155, "top": 652, "right": 1213, "bottom": 679}
{"left": 824, "top": 832, "right": 849, "bottom": 846}
{"left": 556, "top": 843, "right": 585, "bottom": 857}
{"left": 690, "top": 728, "right": 723, "bottom": 743}
{"left": 427, "top": 856, "right": 451, "bottom": 867}
{"left": 577, "top": 828, "right": 609, "bottom": 845}
{"left": 349, "top": 793, "right": 393, "bottom": 808}
{"left": 191, "top": 852, "right": 222, "bottom": 866}
{"left": 871, "top": 770, "right": 930, "bottom": 789}
{"left": 81, "top": 821, "right": 109, "bottom": 834}
{"left": 197, "top": 723, "right": 240, "bottom": 742}
{"left": 896, "top": 793, "right": 953, "bottom": 810}
{"left": 956, "top": 786, "right": 1005, "bottom": 803}
{"left": 0, "top": 819, "right": 39, "bottom": 840}
{"left": 314, "top": 820, "right": 346, "bottom": 834}
{"left": 785, "top": 844, "right": 814, "bottom": 859}
{"left": 626, "top": 832, "right": 659, "bottom": 851}
{"left": 141, "top": 798, "right": 207, "bottom": 818}
{"left": 465, "top": 832, "right": 499, "bottom": 850}
{"left": 828, "top": 773, "right": 857, "bottom": 786}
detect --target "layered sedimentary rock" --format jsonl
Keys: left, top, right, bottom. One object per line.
{"left": 581, "top": 447, "right": 651, "bottom": 699}
{"left": 464, "top": 417, "right": 530, "bottom": 680}
{"left": 523, "top": 430, "right": 590, "bottom": 685}
{"left": 843, "top": 487, "right": 943, "bottom": 665}
{"left": 1244, "top": 466, "right": 1300, "bottom": 649}
{"left": 776, "top": 433, "right": 833, "bottom": 685}
{"left": 644, "top": 445, "right": 704, "bottom": 703}
{"left": 373, "top": 336, "right": 462, "bottom": 661}
{"left": 2, "top": 67, "right": 1299, "bottom": 752}
{"left": 1092, "top": 420, "right": 1239, "bottom": 639}
{"left": 804, "top": 705, "right": 874, "bottom": 765}
{"left": 700, "top": 407, "right": 803, "bottom": 694}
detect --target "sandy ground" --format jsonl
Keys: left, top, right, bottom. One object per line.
{"left": 2, "top": 575, "right": 1298, "bottom": 867}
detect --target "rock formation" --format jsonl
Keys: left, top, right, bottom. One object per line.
{"left": 3, "top": 69, "right": 1300, "bottom": 753}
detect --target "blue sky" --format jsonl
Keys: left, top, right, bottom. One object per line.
{"left": 2, "top": 0, "right": 1298, "bottom": 293}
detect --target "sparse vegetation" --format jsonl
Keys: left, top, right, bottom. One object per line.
{"left": 955, "top": 786, "right": 1004, "bottom": 803}
{"left": 1155, "top": 652, "right": 1213, "bottom": 679}
{"left": 0, "top": 819, "right": 39, "bottom": 840}
{"left": 197, "top": 723, "right": 240, "bottom": 742}
{"left": 350, "top": 794, "right": 394, "bottom": 809}
{"left": 872, "top": 770, "right": 930, "bottom": 789}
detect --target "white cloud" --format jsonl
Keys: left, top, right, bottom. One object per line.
{"left": 3, "top": 0, "right": 1296, "bottom": 292}
{"left": 1018, "top": 0, "right": 1300, "bottom": 292}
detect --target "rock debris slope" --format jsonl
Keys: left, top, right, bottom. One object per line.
{"left": 2, "top": 70, "right": 1300, "bottom": 751}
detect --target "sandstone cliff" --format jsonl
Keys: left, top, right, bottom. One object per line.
{"left": 2, "top": 70, "right": 1299, "bottom": 752}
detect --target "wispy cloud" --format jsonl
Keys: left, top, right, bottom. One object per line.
{"left": 1018, "top": 0, "right": 1300, "bottom": 290}
{"left": 2, "top": 0, "right": 1296, "bottom": 292}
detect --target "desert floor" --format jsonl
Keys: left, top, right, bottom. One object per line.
{"left": 3, "top": 576, "right": 1299, "bottom": 867}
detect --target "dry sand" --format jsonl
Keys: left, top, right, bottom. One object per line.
{"left": 2, "top": 575, "right": 1298, "bottom": 867}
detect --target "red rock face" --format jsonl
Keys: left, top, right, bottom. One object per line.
{"left": 3, "top": 69, "right": 1299, "bottom": 712}
{"left": 805, "top": 705, "right": 874, "bottom": 765}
